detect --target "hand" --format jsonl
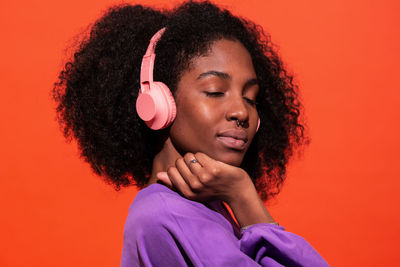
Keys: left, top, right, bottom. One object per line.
{"left": 157, "top": 152, "right": 276, "bottom": 227}
{"left": 156, "top": 152, "right": 254, "bottom": 204}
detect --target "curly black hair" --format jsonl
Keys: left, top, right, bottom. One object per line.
{"left": 52, "top": 0, "right": 307, "bottom": 201}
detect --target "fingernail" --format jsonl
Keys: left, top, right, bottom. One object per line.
{"left": 156, "top": 172, "right": 168, "bottom": 180}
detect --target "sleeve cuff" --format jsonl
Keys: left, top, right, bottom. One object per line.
{"left": 240, "top": 222, "right": 283, "bottom": 233}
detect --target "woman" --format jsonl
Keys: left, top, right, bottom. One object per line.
{"left": 52, "top": 1, "right": 329, "bottom": 266}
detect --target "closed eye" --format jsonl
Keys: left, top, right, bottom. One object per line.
{"left": 205, "top": 92, "right": 224, "bottom": 97}
{"left": 244, "top": 97, "right": 257, "bottom": 106}
{"left": 205, "top": 92, "right": 257, "bottom": 106}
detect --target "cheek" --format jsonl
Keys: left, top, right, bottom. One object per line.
{"left": 175, "top": 99, "right": 217, "bottom": 134}
{"left": 169, "top": 98, "right": 217, "bottom": 151}
{"left": 193, "top": 102, "right": 218, "bottom": 124}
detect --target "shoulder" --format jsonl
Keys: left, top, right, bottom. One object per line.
{"left": 130, "top": 183, "right": 208, "bottom": 217}
{"left": 121, "top": 184, "right": 200, "bottom": 266}
{"left": 123, "top": 183, "right": 218, "bottom": 234}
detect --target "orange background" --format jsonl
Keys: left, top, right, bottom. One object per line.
{"left": 1, "top": 0, "right": 399, "bottom": 266}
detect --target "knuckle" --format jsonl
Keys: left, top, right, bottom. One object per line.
{"left": 199, "top": 173, "right": 210, "bottom": 183}
{"left": 184, "top": 153, "right": 192, "bottom": 162}
{"left": 210, "top": 167, "right": 220, "bottom": 176}
{"left": 190, "top": 180, "right": 202, "bottom": 191}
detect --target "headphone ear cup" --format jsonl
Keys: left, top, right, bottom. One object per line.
{"left": 136, "top": 90, "right": 156, "bottom": 122}
{"left": 152, "top": 81, "right": 176, "bottom": 128}
{"left": 136, "top": 82, "right": 176, "bottom": 130}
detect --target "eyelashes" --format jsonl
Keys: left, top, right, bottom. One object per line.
{"left": 205, "top": 92, "right": 224, "bottom": 97}
{"left": 244, "top": 98, "right": 258, "bottom": 106}
{"left": 204, "top": 91, "right": 258, "bottom": 106}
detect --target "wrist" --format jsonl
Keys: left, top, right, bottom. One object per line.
{"left": 223, "top": 173, "right": 255, "bottom": 206}
{"left": 225, "top": 179, "right": 257, "bottom": 207}
{"left": 226, "top": 182, "right": 275, "bottom": 228}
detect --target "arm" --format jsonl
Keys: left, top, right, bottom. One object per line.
{"left": 225, "top": 177, "right": 276, "bottom": 228}
{"left": 122, "top": 187, "right": 329, "bottom": 267}
{"left": 216, "top": 186, "right": 329, "bottom": 267}
{"left": 239, "top": 223, "right": 330, "bottom": 267}
{"left": 157, "top": 152, "right": 329, "bottom": 266}
{"left": 226, "top": 184, "right": 330, "bottom": 266}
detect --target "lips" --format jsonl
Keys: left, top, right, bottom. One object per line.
{"left": 216, "top": 129, "right": 248, "bottom": 150}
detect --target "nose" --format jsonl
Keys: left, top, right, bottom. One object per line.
{"left": 225, "top": 93, "right": 249, "bottom": 127}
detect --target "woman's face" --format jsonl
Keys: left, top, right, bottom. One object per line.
{"left": 169, "top": 39, "right": 259, "bottom": 166}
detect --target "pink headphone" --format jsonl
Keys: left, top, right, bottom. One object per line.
{"left": 136, "top": 28, "right": 260, "bottom": 132}
{"left": 136, "top": 28, "right": 176, "bottom": 130}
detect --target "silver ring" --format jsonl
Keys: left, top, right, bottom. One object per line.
{"left": 189, "top": 159, "right": 198, "bottom": 165}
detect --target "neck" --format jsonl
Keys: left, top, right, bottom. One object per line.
{"left": 146, "top": 137, "right": 182, "bottom": 186}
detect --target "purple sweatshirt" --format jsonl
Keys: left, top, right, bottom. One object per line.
{"left": 121, "top": 183, "right": 329, "bottom": 266}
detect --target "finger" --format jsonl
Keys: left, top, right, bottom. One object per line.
{"left": 176, "top": 157, "right": 202, "bottom": 192}
{"left": 195, "top": 152, "right": 228, "bottom": 185}
{"left": 167, "top": 166, "right": 195, "bottom": 199}
{"left": 156, "top": 172, "right": 173, "bottom": 188}
{"left": 183, "top": 153, "right": 203, "bottom": 175}
{"left": 194, "top": 152, "right": 223, "bottom": 170}
{"left": 175, "top": 157, "right": 194, "bottom": 183}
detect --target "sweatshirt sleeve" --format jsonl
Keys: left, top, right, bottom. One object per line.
{"left": 239, "top": 223, "right": 330, "bottom": 267}
{"left": 121, "top": 187, "right": 329, "bottom": 267}
{"left": 121, "top": 191, "right": 265, "bottom": 267}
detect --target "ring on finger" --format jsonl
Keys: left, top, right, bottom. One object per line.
{"left": 189, "top": 159, "right": 198, "bottom": 165}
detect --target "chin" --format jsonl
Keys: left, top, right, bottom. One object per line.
{"left": 213, "top": 151, "right": 245, "bottom": 167}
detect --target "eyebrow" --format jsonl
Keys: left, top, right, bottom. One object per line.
{"left": 197, "top": 70, "right": 231, "bottom": 81}
{"left": 243, "top": 78, "right": 259, "bottom": 89}
{"left": 197, "top": 70, "right": 259, "bottom": 89}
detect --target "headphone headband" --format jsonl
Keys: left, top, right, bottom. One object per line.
{"left": 136, "top": 27, "right": 176, "bottom": 130}
{"left": 140, "top": 27, "right": 166, "bottom": 93}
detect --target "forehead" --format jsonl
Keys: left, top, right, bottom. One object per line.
{"left": 187, "top": 39, "right": 256, "bottom": 77}
{"left": 174, "top": 38, "right": 258, "bottom": 100}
